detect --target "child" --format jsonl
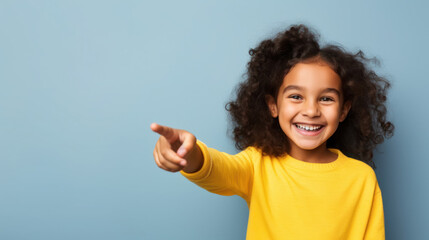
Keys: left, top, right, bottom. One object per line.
{"left": 151, "top": 24, "right": 394, "bottom": 240}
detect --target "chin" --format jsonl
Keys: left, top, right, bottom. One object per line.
{"left": 295, "top": 142, "right": 325, "bottom": 151}
{"left": 299, "top": 146, "right": 321, "bottom": 151}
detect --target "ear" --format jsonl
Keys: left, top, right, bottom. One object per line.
{"left": 265, "top": 95, "right": 278, "bottom": 118}
{"left": 339, "top": 101, "right": 351, "bottom": 122}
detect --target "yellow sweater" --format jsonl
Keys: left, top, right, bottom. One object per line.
{"left": 181, "top": 141, "right": 385, "bottom": 240}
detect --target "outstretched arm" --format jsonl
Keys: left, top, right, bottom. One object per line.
{"left": 151, "top": 123, "right": 254, "bottom": 200}
{"left": 150, "top": 123, "right": 203, "bottom": 173}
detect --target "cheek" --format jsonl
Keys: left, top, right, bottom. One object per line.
{"left": 324, "top": 107, "right": 342, "bottom": 124}
{"left": 277, "top": 103, "right": 298, "bottom": 132}
{"left": 278, "top": 102, "right": 296, "bottom": 116}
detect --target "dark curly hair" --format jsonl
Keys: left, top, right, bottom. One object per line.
{"left": 226, "top": 24, "right": 394, "bottom": 168}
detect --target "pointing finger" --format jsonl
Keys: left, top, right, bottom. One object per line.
{"left": 150, "top": 123, "right": 177, "bottom": 142}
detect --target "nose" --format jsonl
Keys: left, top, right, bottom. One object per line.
{"left": 302, "top": 100, "right": 321, "bottom": 117}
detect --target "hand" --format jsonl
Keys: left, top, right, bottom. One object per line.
{"left": 150, "top": 123, "right": 199, "bottom": 172}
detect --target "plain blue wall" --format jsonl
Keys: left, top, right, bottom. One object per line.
{"left": 1, "top": 0, "right": 428, "bottom": 239}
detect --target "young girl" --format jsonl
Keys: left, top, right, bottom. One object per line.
{"left": 151, "top": 24, "right": 394, "bottom": 240}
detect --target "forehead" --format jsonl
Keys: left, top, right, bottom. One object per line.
{"left": 282, "top": 62, "right": 342, "bottom": 91}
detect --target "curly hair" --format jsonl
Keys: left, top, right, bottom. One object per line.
{"left": 226, "top": 24, "right": 394, "bottom": 168}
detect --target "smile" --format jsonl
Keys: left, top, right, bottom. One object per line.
{"left": 294, "top": 124, "right": 323, "bottom": 131}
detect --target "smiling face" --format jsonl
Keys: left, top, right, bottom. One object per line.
{"left": 266, "top": 61, "right": 350, "bottom": 159}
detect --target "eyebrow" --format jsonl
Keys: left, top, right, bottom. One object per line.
{"left": 283, "top": 85, "right": 341, "bottom": 96}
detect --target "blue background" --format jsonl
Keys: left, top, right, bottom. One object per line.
{"left": 1, "top": 0, "right": 428, "bottom": 239}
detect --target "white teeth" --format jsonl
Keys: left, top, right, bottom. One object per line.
{"left": 296, "top": 124, "right": 322, "bottom": 131}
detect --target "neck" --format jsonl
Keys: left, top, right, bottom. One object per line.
{"left": 288, "top": 144, "right": 337, "bottom": 163}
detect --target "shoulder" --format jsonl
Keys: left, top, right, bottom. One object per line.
{"left": 339, "top": 151, "right": 378, "bottom": 181}
{"left": 237, "top": 146, "right": 264, "bottom": 160}
{"left": 237, "top": 146, "right": 271, "bottom": 165}
{"left": 243, "top": 146, "right": 262, "bottom": 155}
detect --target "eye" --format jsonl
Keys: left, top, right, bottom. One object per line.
{"left": 320, "top": 96, "right": 334, "bottom": 102}
{"left": 288, "top": 95, "right": 302, "bottom": 100}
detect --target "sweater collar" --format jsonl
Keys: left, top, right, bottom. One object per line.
{"left": 283, "top": 149, "right": 346, "bottom": 171}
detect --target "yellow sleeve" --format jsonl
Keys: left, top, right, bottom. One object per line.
{"left": 180, "top": 140, "right": 254, "bottom": 201}
{"left": 364, "top": 185, "right": 386, "bottom": 239}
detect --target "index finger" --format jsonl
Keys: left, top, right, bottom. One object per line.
{"left": 150, "top": 123, "right": 176, "bottom": 141}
